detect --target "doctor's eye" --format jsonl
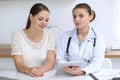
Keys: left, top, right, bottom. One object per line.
{"left": 46, "top": 19, "right": 49, "bottom": 22}
{"left": 73, "top": 14, "right": 76, "bottom": 19}
{"left": 79, "top": 14, "right": 84, "bottom": 18}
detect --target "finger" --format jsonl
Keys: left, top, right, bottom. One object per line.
{"left": 32, "top": 73, "right": 41, "bottom": 77}
{"left": 64, "top": 69, "right": 73, "bottom": 74}
{"left": 64, "top": 67, "right": 71, "bottom": 69}
{"left": 64, "top": 68, "right": 72, "bottom": 72}
{"left": 41, "top": 73, "right": 44, "bottom": 76}
{"left": 35, "top": 71, "right": 44, "bottom": 77}
{"left": 71, "top": 67, "right": 76, "bottom": 70}
{"left": 31, "top": 73, "right": 37, "bottom": 77}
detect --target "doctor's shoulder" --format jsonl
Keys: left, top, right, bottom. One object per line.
{"left": 59, "top": 30, "right": 73, "bottom": 44}
{"left": 95, "top": 31, "right": 106, "bottom": 44}
{"left": 62, "top": 30, "right": 74, "bottom": 38}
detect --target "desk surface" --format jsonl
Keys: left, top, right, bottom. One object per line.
{"left": 0, "top": 69, "right": 120, "bottom": 80}
{"left": 105, "top": 51, "right": 120, "bottom": 58}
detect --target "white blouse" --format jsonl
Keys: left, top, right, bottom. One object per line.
{"left": 11, "top": 29, "right": 55, "bottom": 67}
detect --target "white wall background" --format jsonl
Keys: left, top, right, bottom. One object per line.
{"left": 0, "top": 0, "right": 114, "bottom": 49}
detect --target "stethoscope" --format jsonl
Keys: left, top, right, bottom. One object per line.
{"left": 65, "top": 28, "right": 97, "bottom": 62}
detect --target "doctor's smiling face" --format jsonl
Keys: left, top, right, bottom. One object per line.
{"left": 72, "top": 3, "right": 94, "bottom": 30}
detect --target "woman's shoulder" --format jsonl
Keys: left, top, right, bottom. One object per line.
{"left": 12, "top": 29, "right": 24, "bottom": 38}
{"left": 44, "top": 29, "right": 55, "bottom": 37}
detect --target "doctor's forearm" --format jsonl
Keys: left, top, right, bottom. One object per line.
{"left": 81, "top": 61, "right": 103, "bottom": 74}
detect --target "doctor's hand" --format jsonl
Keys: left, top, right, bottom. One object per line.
{"left": 28, "top": 66, "right": 44, "bottom": 77}
{"left": 63, "top": 66, "right": 85, "bottom": 76}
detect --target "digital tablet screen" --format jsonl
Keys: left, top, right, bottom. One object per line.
{"left": 55, "top": 61, "right": 83, "bottom": 75}
{"left": 57, "top": 61, "right": 82, "bottom": 68}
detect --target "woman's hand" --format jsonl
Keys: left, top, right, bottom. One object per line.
{"left": 63, "top": 66, "right": 85, "bottom": 76}
{"left": 27, "top": 66, "right": 44, "bottom": 77}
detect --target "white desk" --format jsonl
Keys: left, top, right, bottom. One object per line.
{"left": 0, "top": 69, "right": 56, "bottom": 80}
{"left": 0, "top": 69, "right": 120, "bottom": 80}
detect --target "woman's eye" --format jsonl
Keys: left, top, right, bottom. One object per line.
{"left": 46, "top": 19, "right": 49, "bottom": 22}
{"left": 79, "top": 14, "right": 84, "bottom": 18}
{"left": 38, "top": 18, "right": 42, "bottom": 21}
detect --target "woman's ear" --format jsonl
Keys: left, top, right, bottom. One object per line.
{"left": 89, "top": 14, "right": 94, "bottom": 22}
{"left": 29, "top": 14, "right": 33, "bottom": 21}
{"left": 90, "top": 10, "right": 96, "bottom": 22}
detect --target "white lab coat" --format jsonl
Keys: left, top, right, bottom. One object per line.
{"left": 56, "top": 27, "right": 106, "bottom": 74}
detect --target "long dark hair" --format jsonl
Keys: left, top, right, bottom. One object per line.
{"left": 72, "top": 3, "right": 96, "bottom": 22}
{"left": 25, "top": 3, "right": 50, "bottom": 29}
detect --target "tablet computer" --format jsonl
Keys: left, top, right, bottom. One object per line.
{"left": 55, "top": 61, "right": 82, "bottom": 75}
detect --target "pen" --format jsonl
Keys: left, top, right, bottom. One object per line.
{"left": 89, "top": 73, "right": 99, "bottom": 80}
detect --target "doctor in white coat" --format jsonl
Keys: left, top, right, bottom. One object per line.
{"left": 56, "top": 3, "right": 106, "bottom": 75}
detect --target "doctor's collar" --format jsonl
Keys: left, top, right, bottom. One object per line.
{"left": 85, "top": 27, "right": 96, "bottom": 40}
{"left": 70, "top": 27, "right": 96, "bottom": 40}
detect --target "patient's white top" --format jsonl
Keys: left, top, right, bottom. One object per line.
{"left": 11, "top": 29, "right": 55, "bottom": 67}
